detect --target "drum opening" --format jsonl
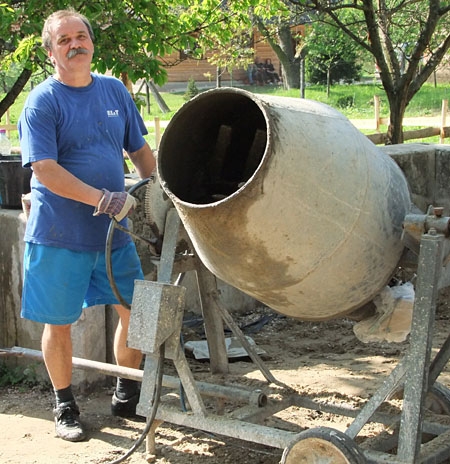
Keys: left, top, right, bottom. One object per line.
{"left": 158, "top": 90, "right": 267, "bottom": 204}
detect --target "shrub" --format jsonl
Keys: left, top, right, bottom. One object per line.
{"left": 184, "top": 77, "right": 199, "bottom": 101}
{"left": 0, "top": 362, "right": 44, "bottom": 388}
{"left": 336, "top": 95, "right": 355, "bottom": 108}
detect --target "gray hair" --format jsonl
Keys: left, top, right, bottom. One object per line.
{"left": 42, "top": 8, "right": 95, "bottom": 51}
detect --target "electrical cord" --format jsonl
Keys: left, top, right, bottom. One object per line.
{"left": 106, "top": 218, "right": 132, "bottom": 309}
{"left": 104, "top": 177, "right": 166, "bottom": 462}
{"left": 108, "top": 343, "right": 165, "bottom": 464}
{"left": 105, "top": 177, "right": 156, "bottom": 309}
{"left": 104, "top": 180, "right": 187, "bottom": 461}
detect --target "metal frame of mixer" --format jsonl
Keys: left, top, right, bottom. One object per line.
{"left": 127, "top": 202, "right": 450, "bottom": 464}
{"left": 3, "top": 190, "right": 450, "bottom": 462}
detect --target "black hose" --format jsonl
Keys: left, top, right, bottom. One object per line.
{"left": 106, "top": 219, "right": 131, "bottom": 309}
{"left": 104, "top": 179, "right": 180, "bottom": 461}
{"left": 105, "top": 177, "right": 153, "bottom": 310}
{"left": 105, "top": 177, "right": 165, "bottom": 462}
{"left": 108, "top": 343, "right": 165, "bottom": 464}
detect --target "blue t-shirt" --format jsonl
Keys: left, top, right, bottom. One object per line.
{"left": 19, "top": 74, "right": 147, "bottom": 251}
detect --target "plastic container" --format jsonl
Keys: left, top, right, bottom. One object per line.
{"left": 0, "top": 154, "right": 32, "bottom": 209}
{"left": 0, "top": 129, "right": 12, "bottom": 156}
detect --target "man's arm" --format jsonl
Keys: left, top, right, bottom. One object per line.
{"left": 32, "top": 159, "right": 103, "bottom": 206}
{"left": 127, "top": 142, "right": 157, "bottom": 179}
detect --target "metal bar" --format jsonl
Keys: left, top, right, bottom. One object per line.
{"left": 138, "top": 354, "right": 161, "bottom": 418}
{"left": 292, "top": 394, "right": 400, "bottom": 429}
{"left": 155, "top": 404, "right": 301, "bottom": 450}
{"left": 158, "top": 208, "right": 180, "bottom": 283}
{"left": 196, "top": 265, "right": 279, "bottom": 386}
{"left": 112, "top": 221, "right": 158, "bottom": 254}
{"left": 363, "top": 448, "right": 413, "bottom": 464}
{"left": 1, "top": 346, "right": 265, "bottom": 405}
{"left": 397, "top": 231, "right": 444, "bottom": 462}
{"left": 171, "top": 345, "right": 207, "bottom": 416}
{"left": 346, "top": 357, "right": 407, "bottom": 438}
{"left": 429, "top": 333, "right": 450, "bottom": 387}
{"left": 195, "top": 262, "right": 230, "bottom": 374}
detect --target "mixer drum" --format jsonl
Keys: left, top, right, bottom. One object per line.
{"left": 157, "top": 88, "right": 411, "bottom": 320}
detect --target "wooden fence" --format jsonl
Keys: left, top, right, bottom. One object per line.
{"left": 351, "top": 97, "right": 449, "bottom": 145}
{"left": 1, "top": 97, "right": 449, "bottom": 147}
{"left": 0, "top": 110, "right": 17, "bottom": 138}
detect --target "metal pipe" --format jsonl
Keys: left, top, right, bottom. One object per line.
{"left": 1, "top": 346, "right": 266, "bottom": 406}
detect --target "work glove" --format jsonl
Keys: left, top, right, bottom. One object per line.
{"left": 93, "top": 189, "right": 136, "bottom": 222}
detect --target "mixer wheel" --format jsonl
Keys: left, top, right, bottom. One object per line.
{"left": 281, "top": 427, "right": 367, "bottom": 464}
{"left": 425, "top": 382, "right": 450, "bottom": 415}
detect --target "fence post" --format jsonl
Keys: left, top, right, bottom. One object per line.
{"left": 374, "top": 95, "right": 380, "bottom": 131}
{"left": 6, "top": 109, "right": 11, "bottom": 138}
{"left": 440, "top": 99, "right": 448, "bottom": 144}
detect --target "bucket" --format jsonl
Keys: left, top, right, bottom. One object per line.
{"left": 157, "top": 88, "right": 411, "bottom": 321}
{"left": 0, "top": 155, "right": 32, "bottom": 209}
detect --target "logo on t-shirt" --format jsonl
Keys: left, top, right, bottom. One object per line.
{"left": 107, "top": 110, "right": 119, "bottom": 117}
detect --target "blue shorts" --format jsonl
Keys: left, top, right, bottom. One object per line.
{"left": 21, "top": 242, "right": 144, "bottom": 325}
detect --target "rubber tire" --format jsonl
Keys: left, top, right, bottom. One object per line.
{"left": 425, "top": 381, "right": 450, "bottom": 415}
{"left": 281, "top": 427, "right": 367, "bottom": 464}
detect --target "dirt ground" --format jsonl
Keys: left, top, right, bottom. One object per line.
{"left": 2, "top": 291, "right": 450, "bottom": 464}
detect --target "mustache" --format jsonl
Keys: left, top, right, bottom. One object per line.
{"left": 67, "top": 48, "right": 89, "bottom": 59}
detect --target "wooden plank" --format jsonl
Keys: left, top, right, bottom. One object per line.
{"left": 0, "top": 124, "right": 18, "bottom": 131}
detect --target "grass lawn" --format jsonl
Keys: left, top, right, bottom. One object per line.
{"left": 2, "top": 81, "right": 449, "bottom": 147}
{"left": 141, "top": 82, "right": 449, "bottom": 147}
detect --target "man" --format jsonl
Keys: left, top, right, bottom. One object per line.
{"left": 18, "top": 8, "right": 156, "bottom": 442}
{"left": 263, "top": 58, "right": 280, "bottom": 85}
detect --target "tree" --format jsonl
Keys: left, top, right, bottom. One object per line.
{"left": 285, "top": 0, "right": 450, "bottom": 144}
{"left": 251, "top": 4, "right": 309, "bottom": 91}
{"left": 0, "top": 3, "right": 47, "bottom": 119}
{"left": 2, "top": 0, "right": 449, "bottom": 146}
{"left": 305, "top": 19, "right": 363, "bottom": 95}
{"left": 186, "top": 2, "right": 308, "bottom": 89}
{"left": 0, "top": 1, "right": 313, "bottom": 116}
{"left": 0, "top": 0, "right": 233, "bottom": 118}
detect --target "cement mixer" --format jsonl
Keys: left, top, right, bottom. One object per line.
{"left": 157, "top": 87, "right": 411, "bottom": 320}
{"left": 5, "top": 124, "right": 450, "bottom": 462}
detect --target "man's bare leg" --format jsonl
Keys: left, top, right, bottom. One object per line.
{"left": 113, "top": 304, "right": 142, "bottom": 369}
{"left": 42, "top": 323, "right": 86, "bottom": 441}
{"left": 111, "top": 304, "right": 143, "bottom": 417}
{"left": 42, "top": 323, "right": 73, "bottom": 389}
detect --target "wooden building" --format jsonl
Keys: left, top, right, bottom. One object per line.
{"left": 159, "top": 30, "right": 296, "bottom": 89}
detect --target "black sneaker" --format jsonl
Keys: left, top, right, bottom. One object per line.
{"left": 53, "top": 400, "right": 86, "bottom": 442}
{"left": 111, "top": 391, "right": 143, "bottom": 420}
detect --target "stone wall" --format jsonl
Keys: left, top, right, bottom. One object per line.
{"left": 381, "top": 143, "right": 450, "bottom": 215}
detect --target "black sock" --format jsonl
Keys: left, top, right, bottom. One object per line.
{"left": 115, "top": 378, "right": 139, "bottom": 400}
{"left": 55, "top": 385, "right": 75, "bottom": 406}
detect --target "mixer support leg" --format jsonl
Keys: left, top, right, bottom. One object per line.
{"left": 347, "top": 230, "right": 448, "bottom": 462}
{"left": 195, "top": 262, "right": 229, "bottom": 374}
{"left": 397, "top": 231, "right": 444, "bottom": 461}
{"left": 196, "top": 261, "right": 279, "bottom": 384}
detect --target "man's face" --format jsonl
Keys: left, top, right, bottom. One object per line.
{"left": 48, "top": 16, "right": 94, "bottom": 74}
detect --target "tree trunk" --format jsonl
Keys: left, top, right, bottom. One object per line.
{"left": 0, "top": 67, "right": 32, "bottom": 120}
{"left": 326, "top": 67, "right": 331, "bottom": 98}
{"left": 299, "top": 57, "right": 305, "bottom": 98}
{"left": 147, "top": 80, "right": 170, "bottom": 113}
{"left": 386, "top": 93, "right": 408, "bottom": 144}
{"left": 276, "top": 23, "right": 301, "bottom": 90}
{"left": 120, "top": 72, "right": 134, "bottom": 98}
{"left": 216, "top": 66, "right": 222, "bottom": 88}
{"left": 283, "top": 61, "right": 301, "bottom": 89}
